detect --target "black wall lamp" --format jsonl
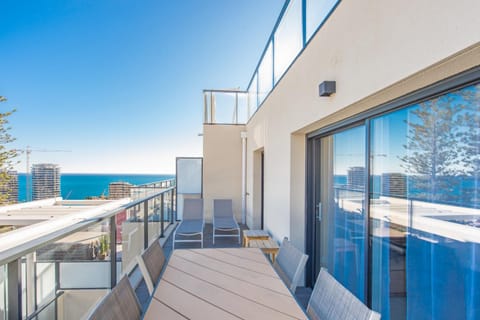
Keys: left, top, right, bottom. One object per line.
{"left": 319, "top": 81, "right": 336, "bottom": 97}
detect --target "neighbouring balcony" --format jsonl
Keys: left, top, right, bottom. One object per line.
{"left": 203, "top": 89, "right": 250, "bottom": 125}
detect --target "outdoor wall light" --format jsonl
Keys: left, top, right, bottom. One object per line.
{"left": 319, "top": 81, "right": 336, "bottom": 97}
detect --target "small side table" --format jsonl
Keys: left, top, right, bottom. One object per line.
{"left": 242, "top": 230, "right": 270, "bottom": 247}
{"left": 248, "top": 238, "right": 280, "bottom": 263}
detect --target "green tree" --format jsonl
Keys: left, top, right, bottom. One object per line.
{"left": 0, "top": 96, "right": 19, "bottom": 205}
{"left": 400, "top": 95, "right": 462, "bottom": 202}
{"left": 457, "top": 84, "right": 480, "bottom": 206}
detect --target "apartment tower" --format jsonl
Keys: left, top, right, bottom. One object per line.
{"left": 108, "top": 182, "right": 132, "bottom": 199}
{"left": 32, "top": 163, "right": 61, "bottom": 200}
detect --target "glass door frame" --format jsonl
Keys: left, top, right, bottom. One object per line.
{"left": 305, "top": 121, "right": 371, "bottom": 299}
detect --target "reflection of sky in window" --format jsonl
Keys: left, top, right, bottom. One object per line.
{"left": 371, "top": 109, "right": 408, "bottom": 175}
{"left": 334, "top": 125, "right": 365, "bottom": 175}
{"left": 371, "top": 83, "right": 479, "bottom": 176}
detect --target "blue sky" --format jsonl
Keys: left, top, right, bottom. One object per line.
{"left": 0, "top": 0, "right": 284, "bottom": 174}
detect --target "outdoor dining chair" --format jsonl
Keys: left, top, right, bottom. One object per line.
{"left": 87, "top": 275, "right": 141, "bottom": 320}
{"left": 137, "top": 239, "right": 166, "bottom": 295}
{"left": 172, "top": 198, "right": 204, "bottom": 249}
{"left": 307, "top": 268, "right": 381, "bottom": 320}
{"left": 273, "top": 238, "right": 309, "bottom": 293}
{"left": 213, "top": 199, "right": 241, "bottom": 244}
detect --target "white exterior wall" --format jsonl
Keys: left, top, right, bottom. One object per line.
{"left": 245, "top": 0, "right": 480, "bottom": 247}
{"left": 203, "top": 124, "right": 245, "bottom": 222}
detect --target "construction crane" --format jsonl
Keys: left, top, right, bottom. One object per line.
{"left": 16, "top": 146, "right": 72, "bottom": 201}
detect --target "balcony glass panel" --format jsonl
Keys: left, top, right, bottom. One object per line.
{"left": 203, "top": 91, "right": 249, "bottom": 125}
{"left": 306, "top": 0, "right": 339, "bottom": 41}
{"left": 60, "top": 262, "right": 110, "bottom": 288}
{"left": 274, "top": 0, "right": 303, "bottom": 83}
{"left": 36, "top": 300, "right": 55, "bottom": 320}
{"left": 28, "top": 219, "right": 111, "bottom": 319}
{"left": 257, "top": 41, "right": 273, "bottom": 105}
{"left": 148, "top": 197, "right": 161, "bottom": 245}
{"left": 119, "top": 206, "right": 144, "bottom": 273}
{"left": 370, "top": 82, "right": 480, "bottom": 319}
{"left": 36, "top": 262, "right": 55, "bottom": 307}
{"left": 248, "top": 73, "right": 258, "bottom": 115}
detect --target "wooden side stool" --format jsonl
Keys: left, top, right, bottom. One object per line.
{"left": 248, "top": 238, "right": 280, "bottom": 263}
{"left": 242, "top": 230, "right": 270, "bottom": 247}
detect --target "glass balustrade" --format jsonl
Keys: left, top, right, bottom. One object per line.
{"left": 209, "top": 0, "right": 341, "bottom": 124}
{"left": 0, "top": 183, "right": 176, "bottom": 320}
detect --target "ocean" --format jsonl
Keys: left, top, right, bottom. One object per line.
{"left": 17, "top": 173, "right": 175, "bottom": 202}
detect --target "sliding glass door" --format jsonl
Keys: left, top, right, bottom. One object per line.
{"left": 311, "top": 125, "right": 367, "bottom": 301}
{"left": 307, "top": 78, "right": 480, "bottom": 319}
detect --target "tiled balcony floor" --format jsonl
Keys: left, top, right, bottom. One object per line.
{"left": 136, "top": 223, "right": 312, "bottom": 311}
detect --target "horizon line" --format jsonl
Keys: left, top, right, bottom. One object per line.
{"left": 15, "top": 172, "right": 176, "bottom": 175}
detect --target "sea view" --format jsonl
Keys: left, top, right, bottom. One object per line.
{"left": 17, "top": 173, "right": 175, "bottom": 202}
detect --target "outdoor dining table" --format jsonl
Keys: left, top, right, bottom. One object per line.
{"left": 143, "top": 247, "right": 308, "bottom": 320}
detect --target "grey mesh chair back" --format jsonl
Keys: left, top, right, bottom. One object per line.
{"left": 273, "top": 238, "right": 308, "bottom": 292}
{"left": 183, "top": 198, "right": 203, "bottom": 220}
{"left": 214, "top": 199, "right": 233, "bottom": 218}
{"left": 172, "top": 198, "right": 204, "bottom": 249}
{"left": 137, "top": 240, "right": 166, "bottom": 294}
{"left": 307, "top": 268, "right": 381, "bottom": 320}
{"left": 213, "top": 199, "right": 240, "bottom": 244}
{"left": 88, "top": 275, "right": 141, "bottom": 320}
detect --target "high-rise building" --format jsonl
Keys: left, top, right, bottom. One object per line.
{"left": 382, "top": 173, "right": 407, "bottom": 197}
{"left": 0, "top": 170, "right": 18, "bottom": 204}
{"left": 32, "top": 164, "right": 61, "bottom": 200}
{"left": 108, "top": 182, "right": 132, "bottom": 199}
{"left": 347, "top": 167, "right": 365, "bottom": 190}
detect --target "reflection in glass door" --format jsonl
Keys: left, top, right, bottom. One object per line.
{"left": 312, "top": 125, "right": 367, "bottom": 301}
{"left": 307, "top": 79, "right": 480, "bottom": 318}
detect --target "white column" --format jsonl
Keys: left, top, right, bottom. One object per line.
{"left": 241, "top": 131, "right": 247, "bottom": 224}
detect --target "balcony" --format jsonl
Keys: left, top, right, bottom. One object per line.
{"left": 203, "top": 89, "right": 250, "bottom": 125}
{"left": 0, "top": 181, "right": 176, "bottom": 319}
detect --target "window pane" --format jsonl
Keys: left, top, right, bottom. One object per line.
{"left": 319, "top": 125, "right": 366, "bottom": 301}
{"left": 274, "top": 0, "right": 303, "bottom": 83}
{"left": 370, "top": 83, "right": 480, "bottom": 319}
{"left": 306, "top": 0, "right": 339, "bottom": 41}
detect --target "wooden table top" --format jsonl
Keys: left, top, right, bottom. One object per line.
{"left": 144, "top": 248, "right": 307, "bottom": 320}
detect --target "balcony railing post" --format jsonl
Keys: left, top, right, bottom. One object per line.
{"left": 143, "top": 200, "right": 148, "bottom": 249}
{"left": 174, "top": 187, "right": 177, "bottom": 221}
{"left": 110, "top": 216, "right": 117, "bottom": 288}
{"left": 203, "top": 92, "right": 208, "bottom": 124}
{"left": 7, "top": 258, "right": 22, "bottom": 320}
{"left": 235, "top": 92, "right": 239, "bottom": 124}
{"left": 170, "top": 189, "right": 173, "bottom": 223}
{"left": 160, "top": 193, "right": 165, "bottom": 238}
{"left": 211, "top": 91, "right": 216, "bottom": 123}
{"left": 26, "top": 253, "right": 35, "bottom": 316}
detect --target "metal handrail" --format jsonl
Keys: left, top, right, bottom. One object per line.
{"left": 26, "top": 290, "right": 65, "bottom": 320}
